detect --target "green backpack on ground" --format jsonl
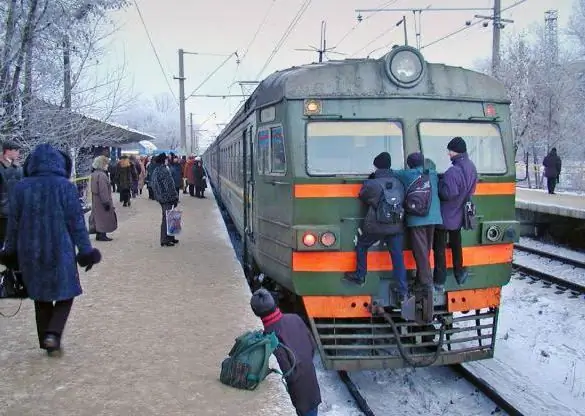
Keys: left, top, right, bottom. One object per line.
{"left": 219, "top": 330, "right": 296, "bottom": 391}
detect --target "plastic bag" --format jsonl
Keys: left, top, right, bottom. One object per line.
{"left": 166, "top": 208, "right": 182, "bottom": 236}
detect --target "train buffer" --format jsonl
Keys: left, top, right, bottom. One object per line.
{"left": 0, "top": 193, "right": 295, "bottom": 415}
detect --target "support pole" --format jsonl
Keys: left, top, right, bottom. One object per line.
{"left": 177, "top": 49, "right": 187, "bottom": 152}
{"left": 492, "top": 0, "right": 501, "bottom": 76}
{"left": 402, "top": 15, "right": 408, "bottom": 46}
{"left": 189, "top": 112, "right": 194, "bottom": 155}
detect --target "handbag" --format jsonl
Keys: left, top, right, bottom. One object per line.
{"left": 0, "top": 269, "right": 28, "bottom": 299}
{"left": 166, "top": 208, "right": 183, "bottom": 236}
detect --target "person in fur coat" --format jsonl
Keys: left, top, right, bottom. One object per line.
{"left": 0, "top": 144, "right": 101, "bottom": 356}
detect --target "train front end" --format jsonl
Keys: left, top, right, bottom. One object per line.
{"left": 288, "top": 46, "right": 518, "bottom": 370}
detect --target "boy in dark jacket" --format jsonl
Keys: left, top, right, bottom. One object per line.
{"left": 343, "top": 152, "right": 409, "bottom": 305}
{"left": 250, "top": 288, "right": 321, "bottom": 416}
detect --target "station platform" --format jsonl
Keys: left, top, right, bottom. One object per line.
{"left": 516, "top": 187, "right": 585, "bottom": 219}
{"left": 0, "top": 192, "right": 294, "bottom": 415}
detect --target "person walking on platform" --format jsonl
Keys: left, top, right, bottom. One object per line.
{"left": 108, "top": 158, "right": 117, "bottom": 193}
{"left": 151, "top": 153, "right": 179, "bottom": 247}
{"left": 137, "top": 156, "right": 147, "bottom": 195}
{"left": 0, "top": 141, "right": 23, "bottom": 244}
{"left": 250, "top": 288, "right": 321, "bottom": 416}
{"left": 116, "top": 155, "right": 136, "bottom": 207}
{"left": 0, "top": 144, "right": 101, "bottom": 356}
{"left": 183, "top": 155, "right": 196, "bottom": 196}
{"left": 193, "top": 157, "right": 206, "bottom": 198}
{"left": 89, "top": 156, "right": 117, "bottom": 242}
{"left": 396, "top": 153, "right": 442, "bottom": 322}
{"left": 145, "top": 157, "right": 158, "bottom": 200}
{"left": 543, "top": 147, "right": 562, "bottom": 195}
{"left": 168, "top": 154, "right": 183, "bottom": 199}
{"left": 433, "top": 137, "right": 477, "bottom": 291}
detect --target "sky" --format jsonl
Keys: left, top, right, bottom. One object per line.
{"left": 102, "top": 0, "right": 575, "bottom": 147}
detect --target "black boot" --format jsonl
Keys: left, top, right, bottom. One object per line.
{"left": 96, "top": 233, "right": 112, "bottom": 242}
{"left": 342, "top": 272, "right": 365, "bottom": 286}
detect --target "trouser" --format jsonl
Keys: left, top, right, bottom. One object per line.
{"left": 175, "top": 187, "right": 181, "bottom": 200}
{"left": 147, "top": 186, "right": 155, "bottom": 200}
{"left": 0, "top": 217, "right": 7, "bottom": 248}
{"left": 160, "top": 203, "right": 174, "bottom": 244}
{"left": 433, "top": 228, "right": 463, "bottom": 285}
{"left": 355, "top": 233, "right": 407, "bottom": 296}
{"left": 195, "top": 186, "right": 205, "bottom": 198}
{"left": 111, "top": 181, "right": 116, "bottom": 193}
{"left": 119, "top": 189, "right": 131, "bottom": 204}
{"left": 131, "top": 181, "right": 139, "bottom": 197}
{"left": 547, "top": 177, "right": 557, "bottom": 194}
{"left": 188, "top": 184, "right": 195, "bottom": 196}
{"left": 34, "top": 299, "right": 74, "bottom": 348}
{"left": 410, "top": 225, "right": 435, "bottom": 287}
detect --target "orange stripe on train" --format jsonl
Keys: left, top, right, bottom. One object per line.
{"left": 293, "top": 182, "right": 515, "bottom": 198}
{"left": 292, "top": 244, "right": 513, "bottom": 272}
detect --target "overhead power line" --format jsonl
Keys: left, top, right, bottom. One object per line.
{"left": 256, "top": 0, "right": 312, "bottom": 79}
{"left": 133, "top": 0, "right": 178, "bottom": 105}
{"left": 187, "top": 52, "right": 238, "bottom": 98}
{"left": 421, "top": 0, "right": 528, "bottom": 50}
{"left": 351, "top": 25, "right": 399, "bottom": 57}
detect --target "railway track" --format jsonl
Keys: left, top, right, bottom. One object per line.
{"left": 513, "top": 244, "right": 585, "bottom": 296}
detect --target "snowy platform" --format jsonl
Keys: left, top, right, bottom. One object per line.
{"left": 0, "top": 192, "right": 294, "bottom": 415}
{"left": 516, "top": 188, "right": 585, "bottom": 219}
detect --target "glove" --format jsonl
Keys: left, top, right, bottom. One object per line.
{"left": 103, "top": 202, "right": 111, "bottom": 212}
{"left": 173, "top": 200, "right": 179, "bottom": 208}
{"left": 76, "top": 248, "right": 102, "bottom": 272}
{"left": 0, "top": 250, "right": 19, "bottom": 270}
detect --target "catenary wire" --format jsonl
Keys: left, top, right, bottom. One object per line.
{"left": 351, "top": 25, "right": 399, "bottom": 57}
{"left": 186, "top": 52, "right": 237, "bottom": 99}
{"left": 133, "top": 0, "right": 179, "bottom": 105}
{"left": 255, "top": 0, "right": 312, "bottom": 79}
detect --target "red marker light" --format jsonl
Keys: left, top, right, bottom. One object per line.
{"left": 320, "top": 232, "right": 336, "bottom": 247}
{"left": 302, "top": 233, "right": 317, "bottom": 247}
{"left": 484, "top": 103, "right": 496, "bottom": 117}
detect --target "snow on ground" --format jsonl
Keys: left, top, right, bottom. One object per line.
{"left": 519, "top": 237, "right": 585, "bottom": 262}
{"left": 494, "top": 274, "right": 585, "bottom": 414}
{"left": 314, "top": 358, "right": 363, "bottom": 416}
{"left": 513, "top": 245, "right": 585, "bottom": 287}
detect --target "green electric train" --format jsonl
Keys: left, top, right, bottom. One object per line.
{"left": 203, "top": 46, "right": 518, "bottom": 370}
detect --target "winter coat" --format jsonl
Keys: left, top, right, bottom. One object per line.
{"left": 438, "top": 153, "right": 477, "bottom": 230}
{"left": 4, "top": 144, "right": 93, "bottom": 302}
{"left": 90, "top": 169, "right": 117, "bottom": 233}
{"left": 0, "top": 158, "right": 23, "bottom": 218}
{"left": 146, "top": 161, "right": 158, "bottom": 187}
{"left": 169, "top": 163, "right": 182, "bottom": 188}
{"left": 264, "top": 313, "right": 321, "bottom": 414}
{"left": 193, "top": 162, "right": 206, "bottom": 188}
{"left": 137, "top": 161, "right": 146, "bottom": 189}
{"left": 359, "top": 169, "right": 405, "bottom": 235}
{"left": 543, "top": 149, "right": 562, "bottom": 179}
{"left": 184, "top": 159, "right": 195, "bottom": 185}
{"left": 152, "top": 165, "right": 179, "bottom": 205}
{"left": 116, "top": 159, "right": 136, "bottom": 191}
{"left": 108, "top": 160, "right": 117, "bottom": 183}
{"left": 395, "top": 167, "right": 443, "bottom": 228}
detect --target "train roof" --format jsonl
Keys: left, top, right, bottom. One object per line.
{"left": 214, "top": 49, "right": 509, "bottom": 144}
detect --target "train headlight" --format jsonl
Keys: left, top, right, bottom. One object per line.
{"left": 486, "top": 225, "right": 502, "bottom": 242}
{"left": 302, "top": 232, "right": 317, "bottom": 247}
{"left": 320, "top": 232, "right": 336, "bottom": 247}
{"left": 304, "top": 99, "right": 322, "bottom": 115}
{"left": 384, "top": 46, "right": 425, "bottom": 88}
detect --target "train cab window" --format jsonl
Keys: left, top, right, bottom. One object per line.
{"left": 419, "top": 122, "right": 507, "bottom": 174}
{"left": 257, "top": 129, "right": 270, "bottom": 175}
{"left": 306, "top": 121, "right": 404, "bottom": 175}
{"left": 270, "top": 126, "right": 286, "bottom": 173}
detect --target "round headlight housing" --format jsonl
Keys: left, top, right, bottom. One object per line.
{"left": 384, "top": 46, "right": 425, "bottom": 88}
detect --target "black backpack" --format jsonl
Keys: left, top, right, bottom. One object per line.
{"left": 375, "top": 177, "right": 405, "bottom": 225}
{"left": 404, "top": 171, "right": 432, "bottom": 216}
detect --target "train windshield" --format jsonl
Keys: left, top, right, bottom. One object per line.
{"left": 306, "top": 121, "right": 404, "bottom": 175}
{"left": 419, "top": 122, "right": 507, "bottom": 174}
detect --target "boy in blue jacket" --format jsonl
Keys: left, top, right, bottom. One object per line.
{"left": 396, "top": 153, "right": 443, "bottom": 321}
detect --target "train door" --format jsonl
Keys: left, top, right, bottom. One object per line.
{"left": 245, "top": 125, "right": 255, "bottom": 239}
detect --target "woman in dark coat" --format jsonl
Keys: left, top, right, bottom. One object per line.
{"left": 543, "top": 147, "right": 562, "bottom": 194}
{"left": 192, "top": 158, "right": 207, "bottom": 198}
{"left": 116, "top": 155, "right": 137, "bottom": 207}
{"left": 0, "top": 144, "right": 101, "bottom": 356}
{"left": 90, "top": 155, "right": 117, "bottom": 241}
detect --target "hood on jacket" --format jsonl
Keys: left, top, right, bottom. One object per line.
{"left": 24, "top": 143, "right": 71, "bottom": 178}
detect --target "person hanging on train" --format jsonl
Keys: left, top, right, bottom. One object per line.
{"left": 433, "top": 137, "right": 477, "bottom": 291}
{"left": 395, "top": 152, "right": 442, "bottom": 321}
{"left": 250, "top": 288, "right": 322, "bottom": 416}
{"left": 543, "top": 147, "right": 562, "bottom": 194}
{"left": 343, "top": 152, "right": 411, "bottom": 306}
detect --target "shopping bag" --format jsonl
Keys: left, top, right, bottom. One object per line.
{"left": 166, "top": 208, "right": 182, "bottom": 236}
{"left": 0, "top": 269, "right": 27, "bottom": 299}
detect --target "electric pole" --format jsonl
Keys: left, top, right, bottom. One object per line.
{"left": 174, "top": 49, "right": 187, "bottom": 152}
{"left": 492, "top": 0, "right": 501, "bottom": 76}
{"left": 189, "top": 112, "right": 194, "bottom": 154}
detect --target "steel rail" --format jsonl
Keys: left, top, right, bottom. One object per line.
{"left": 514, "top": 243, "right": 585, "bottom": 269}
{"left": 337, "top": 371, "right": 376, "bottom": 416}
{"left": 452, "top": 364, "right": 524, "bottom": 416}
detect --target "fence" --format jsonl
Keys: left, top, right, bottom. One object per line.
{"left": 515, "top": 162, "right": 585, "bottom": 193}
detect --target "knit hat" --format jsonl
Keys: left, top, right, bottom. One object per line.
{"left": 250, "top": 288, "right": 277, "bottom": 318}
{"left": 406, "top": 152, "right": 424, "bottom": 168}
{"left": 154, "top": 152, "right": 167, "bottom": 164}
{"left": 373, "top": 152, "right": 391, "bottom": 169}
{"left": 447, "top": 137, "right": 467, "bottom": 154}
{"left": 2, "top": 141, "right": 20, "bottom": 152}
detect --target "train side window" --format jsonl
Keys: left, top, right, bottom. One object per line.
{"left": 270, "top": 126, "right": 286, "bottom": 174}
{"left": 257, "top": 129, "right": 270, "bottom": 175}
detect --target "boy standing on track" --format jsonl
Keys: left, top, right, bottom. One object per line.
{"left": 250, "top": 288, "right": 321, "bottom": 416}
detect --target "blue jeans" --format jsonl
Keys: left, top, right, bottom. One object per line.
{"left": 297, "top": 408, "right": 318, "bottom": 416}
{"left": 355, "top": 233, "right": 407, "bottom": 296}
